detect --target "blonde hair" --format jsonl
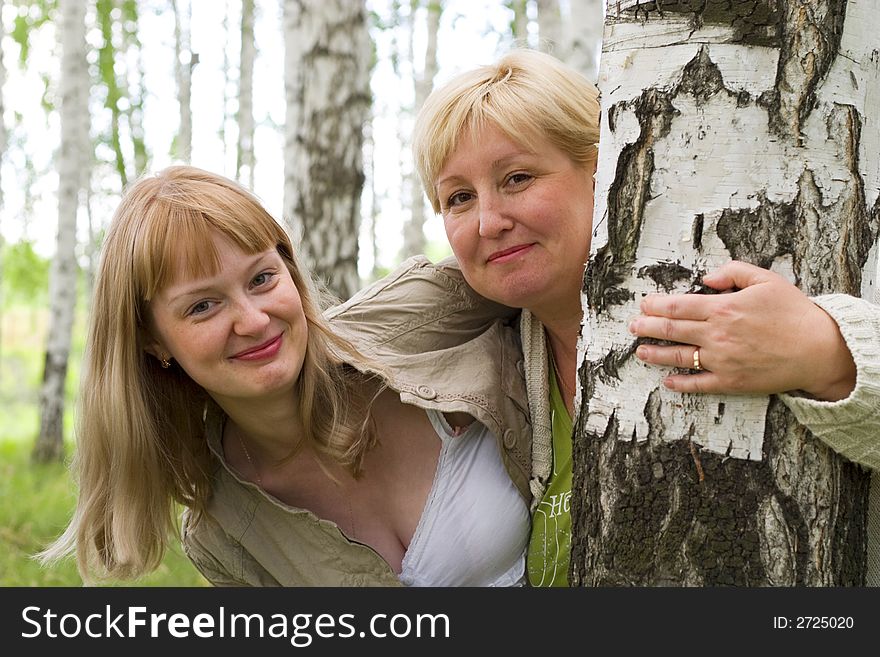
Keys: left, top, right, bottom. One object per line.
{"left": 41, "top": 166, "right": 378, "bottom": 581}
{"left": 413, "top": 48, "right": 600, "bottom": 213}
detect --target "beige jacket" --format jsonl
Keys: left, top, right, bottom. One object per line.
{"left": 181, "top": 256, "right": 531, "bottom": 586}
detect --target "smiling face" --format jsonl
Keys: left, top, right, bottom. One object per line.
{"left": 436, "top": 124, "right": 595, "bottom": 319}
{"left": 146, "top": 232, "right": 309, "bottom": 409}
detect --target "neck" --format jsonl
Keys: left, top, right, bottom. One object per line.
{"left": 536, "top": 310, "right": 580, "bottom": 416}
{"left": 215, "top": 392, "right": 304, "bottom": 462}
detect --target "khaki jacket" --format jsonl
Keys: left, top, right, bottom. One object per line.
{"left": 181, "top": 256, "right": 531, "bottom": 586}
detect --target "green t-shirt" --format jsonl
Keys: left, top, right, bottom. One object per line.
{"left": 526, "top": 359, "right": 572, "bottom": 587}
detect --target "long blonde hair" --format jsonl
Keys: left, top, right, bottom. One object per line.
{"left": 413, "top": 48, "right": 600, "bottom": 213}
{"left": 41, "top": 166, "right": 378, "bottom": 580}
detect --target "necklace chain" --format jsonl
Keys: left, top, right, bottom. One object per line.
{"left": 236, "top": 432, "right": 357, "bottom": 539}
{"left": 236, "top": 432, "right": 263, "bottom": 488}
{"left": 549, "top": 346, "right": 575, "bottom": 402}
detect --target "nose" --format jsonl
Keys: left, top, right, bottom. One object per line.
{"left": 478, "top": 194, "right": 514, "bottom": 238}
{"left": 232, "top": 297, "right": 270, "bottom": 335}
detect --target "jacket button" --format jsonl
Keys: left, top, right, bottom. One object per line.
{"left": 416, "top": 385, "right": 437, "bottom": 400}
{"left": 516, "top": 360, "right": 525, "bottom": 377}
{"left": 502, "top": 429, "right": 517, "bottom": 449}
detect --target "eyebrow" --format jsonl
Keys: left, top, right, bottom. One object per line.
{"left": 166, "top": 251, "right": 275, "bottom": 304}
{"left": 436, "top": 152, "right": 536, "bottom": 190}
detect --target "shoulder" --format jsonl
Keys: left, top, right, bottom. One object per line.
{"left": 326, "top": 255, "right": 518, "bottom": 355}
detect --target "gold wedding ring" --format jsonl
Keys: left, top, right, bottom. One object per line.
{"left": 693, "top": 348, "right": 702, "bottom": 372}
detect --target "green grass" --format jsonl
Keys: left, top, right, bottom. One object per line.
{"left": 0, "top": 303, "right": 208, "bottom": 587}
{"left": 0, "top": 440, "right": 209, "bottom": 586}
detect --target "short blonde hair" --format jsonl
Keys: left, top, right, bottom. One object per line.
{"left": 42, "top": 166, "right": 378, "bottom": 580}
{"left": 413, "top": 49, "right": 600, "bottom": 213}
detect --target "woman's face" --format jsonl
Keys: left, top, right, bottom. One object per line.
{"left": 146, "top": 232, "right": 309, "bottom": 408}
{"left": 436, "top": 124, "right": 595, "bottom": 318}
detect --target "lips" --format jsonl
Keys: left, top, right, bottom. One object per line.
{"left": 231, "top": 334, "right": 283, "bottom": 361}
{"left": 487, "top": 244, "right": 534, "bottom": 263}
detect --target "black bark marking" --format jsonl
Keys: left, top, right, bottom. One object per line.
{"left": 584, "top": 244, "right": 635, "bottom": 316}
{"left": 614, "top": 1, "right": 782, "bottom": 46}
{"left": 586, "top": 90, "right": 677, "bottom": 315}
{"left": 715, "top": 192, "right": 798, "bottom": 269}
{"left": 692, "top": 213, "right": 704, "bottom": 251}
{"left": 639, "top": 261, "right": 693, "bottom": 292}
{"left": 571, "top": 393, "right": 868, "bottom": 585}
{"left": 766, "top": 0, "right": 848, "bottom": 141}
{"left": 597, "top": 341, "right": 640, "bottom": 384}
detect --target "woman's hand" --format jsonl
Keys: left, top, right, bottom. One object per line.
{"left": 628, "top": 261, "right": 857, "bottom": 401}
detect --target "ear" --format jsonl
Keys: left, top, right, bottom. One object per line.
{"left": 140, "top": 328, "right": 170, "bottom": 364}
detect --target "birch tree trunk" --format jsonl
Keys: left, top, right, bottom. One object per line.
{"left": 571, "top": 0, "right": 879, "bottom": 586}
{"left": 0, "top": 0, "right": 6, "bottom": 370}
{"left": 508, "top": 0, "right": 529, "bottom": 42}
{"left": 402, "top": 0, "right": 441, "bottom": 259}
{"left": 283, "top": 0, "right": 371, "bottom": 300}
{"left": 237, "top": 0, "right": 256, "bottom": 189}
{"left": 172, "top": 0, "right": 193, "bottom": 163}
{"left": 537, "top": 0, "right": 561, "bottom": 53}
{"left": 34, "top": 0, "right": 89, "bottom": 462}
{"left": 562, "top": 0, "right": 602, "bottom": 81}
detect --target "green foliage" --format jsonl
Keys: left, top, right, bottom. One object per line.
{"left": 0, "top": 440, "right": 209, "bottom": 586}
{"left": 424, "top": 238, "right": 453, "bottom": 264}
{"left": 1, "top": 240, "right": 50, "bottom": 306}
{"left": 93, "top": 0, "right": 149, "bottom": 183}
{"left": 10, "top": 0, "right": 57, "bottom": 66}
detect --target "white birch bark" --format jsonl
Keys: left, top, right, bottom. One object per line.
{"left": 173, "top": 0, "right": 192, "bottom": 163}
{"left": 402, "top": 0, "right": 441, "bottom": 259}
{"left": 283, "top": 0, "right": 371, "bottom": 300}
{"left": 35, "top": 0, "right": 90, "bottom": 462}
{"left": 572, "top": 0, "right": 878, "bottom": 585}
{"left": 237, "top": 0, "right": 256, "bottom": 189}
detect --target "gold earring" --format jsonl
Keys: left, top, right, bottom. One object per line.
{"left": 161, "top": 357, "right": 171, "bottom": 369}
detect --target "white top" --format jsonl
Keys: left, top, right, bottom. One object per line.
{"left": 398, "top": 410, "right": 529, "bottom": 587}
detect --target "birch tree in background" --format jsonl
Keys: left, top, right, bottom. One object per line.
{"left": 536, "top": 0, "right": 561, "bottom": 52}
{"left": 507, "top": 0, "right": 529, "bottom": 42}
{"left": 0, "top": 0, "right": 5, "bottom": 213}
{"left": 401, "top": 0, "right": 441, "bottom": 259}
{"left": 34, "top": 0, "right": 90, "bottom": 462}
{"left": 237, "top": 0, "right": 256, "bottom": 189}
{"left": 283, "top": 0, "right": 371, "bottom": 301}
{"left": 172, "top": 0, "right": 193, "bottom": 163}
{"left": 572, "top": 0, "right": 879, "bottom": 586}
{"left": 562, "top": 0, "right": 602, "bottom": 82}
{"left": 0, "top": 0, "right": 6, "bottom": 366}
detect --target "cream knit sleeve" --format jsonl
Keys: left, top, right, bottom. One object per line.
{"left": 779, "top": 292, "right": 880, "bottom": 471}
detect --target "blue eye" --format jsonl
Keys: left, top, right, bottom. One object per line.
{"left": 507, "top": 172, "right": 532, "bottom": 186}
{"left": 445, "top": 191, "right": 473, "bottom": 209}
{"left": 252, "top": 271, "right": 275, "bottom": 287}
{"left": 188, "top": 300, "right": 213, "bottom": 316}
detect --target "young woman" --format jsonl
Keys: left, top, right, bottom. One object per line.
{"left": 42, "top": 166, "right": 529, "bottom": 586}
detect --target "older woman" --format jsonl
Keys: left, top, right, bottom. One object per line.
{"left": 410, "top": 49, "right": 880, "bottom": 586}
{"left": 42, "top": 166, "right": 530, "bottom": 586}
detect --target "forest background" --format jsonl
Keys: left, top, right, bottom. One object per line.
{"left": 0, "top": 0, "right": 602, "bottom": 585}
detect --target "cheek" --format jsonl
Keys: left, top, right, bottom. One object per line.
{"left": 444, "top": 218, "right": 475, "bottom": 262}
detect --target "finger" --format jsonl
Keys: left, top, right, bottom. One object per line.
{"left": 639, "top": 292, "right": 714, "bottom": 321}
{"left": 636, "top": 344, "right": 705, "bottom": 371}
{"left": 661, "top": 372, "right": 723, "bottom": 394}
{"left": 629, "top": 316, "right": 705, "bottom": 345}
{"left": 701, "top": 260, "right": 773, "bottom": 291}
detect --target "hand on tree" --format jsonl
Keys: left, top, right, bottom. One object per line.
{"left": 628, "top": 260, "right": 857, "bottom": 401}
